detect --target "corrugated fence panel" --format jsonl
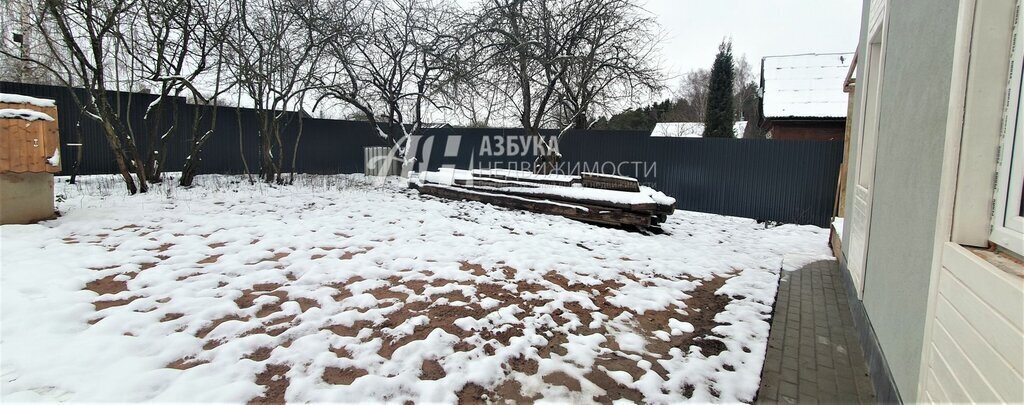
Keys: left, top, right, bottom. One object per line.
{"left": 1, "top": 82, "right": 841, "bottom": 226}
{"left": 558, "top": 134, "right": 843, "bottom": 226}
{"left": 405, "top": 129, "right": 841, "bottom": 226}
{"left": 1, "top": 81, "right": 388, "bottom": 177}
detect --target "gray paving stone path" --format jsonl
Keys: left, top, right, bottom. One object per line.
{"left": 756, "top": 259, "right": 876, "bottom": 404}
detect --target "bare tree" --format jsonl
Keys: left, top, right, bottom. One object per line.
{"left": 450, "top": 69, "right": 514, "bottom": 128}
{"left": 676, "top": 68, "right": 710, "bottom": 122}
{"left": 179, "top": 4, "right": 235, "bottom": 186}
{"left": 473, "top": 0, "right": 662, "bottom": 173}
{"left": 0, "top": 0, "right": 62, "bottom": 84}
{"left": 553, "top": 0, "right": 661, "bottom": 130}
{"left": 1, "top": 0, "right": 153, "bottom": 194}
{"left": 223, "top": 0, "right": 327, "bottom": 184}
{"left": 119, "top": 0, "right": 231, "bottom": 183}
{"left": 732, "top": 55, "right": 764, "bottom": 138}
{"left": 314, "top": 0, "right": 468, "bottom": 165}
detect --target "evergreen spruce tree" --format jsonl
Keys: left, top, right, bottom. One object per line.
{"left": 703, "top": 40, "right": 736, "bottom": 138}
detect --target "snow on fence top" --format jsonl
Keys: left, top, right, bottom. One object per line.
{"left": 761, "top": 53, "right": 853, "bottom": 119}
{"left": 0, "top": 108, "right": 55, "bottom": 122}
{"left": 651, "top": 121, "right": 747, "bottom": 138}
{"left": 0, "top": 93, "right": 57, "bottom": 108}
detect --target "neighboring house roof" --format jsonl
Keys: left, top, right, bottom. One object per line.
{"left": 651, "top": 121, "right": 747, "bottom": 138}
{"left": 761, "top": 53, "right": 853, "bottom": 119}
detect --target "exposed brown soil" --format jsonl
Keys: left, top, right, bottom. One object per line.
{"left": 250, "top": 364, "right": 290, "bottom": 404}
{"left": 339, "top": 247, "right": 373, "bottom": 260}
{"left": 161, "top": 313, "right": 185, "bottom": 322}
{"left": 80, "top": 242, "right": 739, "bottom": 403}
{"left": 167, "top": 357, "right": 208, "bottom": 370}
{"left": 198, "top": 254, "right": 222, "bottom": 264}
{"left": 587, "top": 367, "right": 646, "bottom": 404}
{"left": 420, "top": 359, "right": 446, "bottom": 380}
{"left": 322, "top": 366, "right": 367, "bottom": 385}
{"left": 542, "top": 371, "right": 582, "bottom": 391}
{"left": 197, "top": 314, "right": 248, "bottom": 338}
{"left": 85, "top": 274, "right": 128, "bottom": 295}
{"left": 325, "top": 320, "right": 375, "bottom": 338}
{"left": 256, "top": 252, "right": 290, "bottom": 265}
{"left": 245, "top": 346, "right": 274, "bottom": 362}
{"left": 93, "top": 296, "right": 139, "bottom": 311}
{"left": 456, "top": 383, "right": 488, "bottom": 405}
{"left": 662, "top": 275, "right": 731, "bottom": 357}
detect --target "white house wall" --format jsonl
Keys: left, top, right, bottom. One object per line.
{"left": 917, "top": 0, "right": 1024, "bottom": 402}
{"left": 840, "top": 0, "right": 962, "bottom": 402}
{"left": 858, "top": 1, "right": 959, "bottom": 400}
{"left": 920, "top": 244, "right": 1024, "bottom": 402}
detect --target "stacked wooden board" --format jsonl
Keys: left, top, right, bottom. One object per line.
{"left": 409, "top": 169, "right": 675, "bottom": 229}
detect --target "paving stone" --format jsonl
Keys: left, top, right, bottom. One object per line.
{"left": 756, "top": 260, "right": 876, "bottom": 404}
{"left": 779, "top": 381, "right": 799, "bottom": 399}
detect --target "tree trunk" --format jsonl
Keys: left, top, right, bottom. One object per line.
{"left": 92, "top": 94, "right": 145, "bottom": 194}
{"left": 531, "top": 130, "right": 560, "bottom": 175}
{"left": 289, "top": 112, "right": 304, "bottom": 184}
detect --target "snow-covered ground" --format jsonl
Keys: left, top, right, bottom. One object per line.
{"left": 0, "top": 174, "right": 832, "bottom": 403}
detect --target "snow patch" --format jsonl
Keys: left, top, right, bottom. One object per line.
{"left": 0, "top": 93, "right": 56, "bottom": 107}
{"left": 0, "top": 108, "right": 54, "bottom": 121}
{"left": 0, "top": 174, "right": 832, "bottom": 403}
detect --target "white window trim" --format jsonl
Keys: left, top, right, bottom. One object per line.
{"left": 993, "top": 1, "right": 1024, "bottom": 255}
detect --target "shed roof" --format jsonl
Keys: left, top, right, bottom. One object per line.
{"left": 761, "top": 53, "right": 853, "bottom": 119}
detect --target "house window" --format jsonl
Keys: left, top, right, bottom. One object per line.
{"left": 993, "top": 6, "right": 1024, "bottom": 255}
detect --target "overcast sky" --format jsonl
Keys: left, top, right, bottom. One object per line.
{"left": 642, "top": 0, "right": 863, "bottom": 91}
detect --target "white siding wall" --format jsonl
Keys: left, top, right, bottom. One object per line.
{"left": 868, "top": 0, "right": 886, "bottom": 35}
{"left": 920, "top": 243, "right": 1024, "bottom": 403}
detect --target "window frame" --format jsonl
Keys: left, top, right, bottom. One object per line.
{"left": 993, "top": 1, "right": 1024, "bottom": 255}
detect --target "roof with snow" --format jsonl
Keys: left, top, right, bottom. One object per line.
{"left": 761, "top": 53, "right": 853, "bottom": 119}
{"left": 651, "top": 121, "right": 747, "bottom": 138}
{"left": 0, "top": 108, "right": 54, "bottom": 122}
{"left": 0, "top": 93, "right": 56, "bottom": 108}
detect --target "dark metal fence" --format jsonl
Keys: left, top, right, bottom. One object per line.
{"left": 409, "top": 130, "right": 843, "bottom": 226}
{"left": 1, "top": 81, "right": 841, "bottom": 227}
{"left": 0, "top": 81, "right": 388, "bottom": 176}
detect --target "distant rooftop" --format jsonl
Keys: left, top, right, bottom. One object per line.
{"left": 651, "top": 121, "right": 747, "bottom": 138}
{"left": 761, "top": 53, "right": 853, "bottom": 119}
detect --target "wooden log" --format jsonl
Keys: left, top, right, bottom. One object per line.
{"left": 471, "top": 170, "right": 580, "bottom": 187}
{"left": 450, "top": 182, "right": 670, "bottom": 215}
{"left": 580, "top": 172, "right": 640, "bottom": 192}
{"left": 412, "top": 182, "right": 652, "bottom": 227}
{"left": 452, "top": 177, "right": 541, "bottom": 189}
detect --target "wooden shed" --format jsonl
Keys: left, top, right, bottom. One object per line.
{"left": 0, "top": 93, "right": 61, "bottom": 224}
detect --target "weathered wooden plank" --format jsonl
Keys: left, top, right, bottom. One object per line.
{"left": 450, "top": 182, "right": 671, "bottom": 215}
{"left": 412, "top": 182, "right": 652, "bottom": 227}
{"left": 581, "top": 172, "right": 640, "bottom": 192}
{"left": 0, "top": 102, "right": 59, "bottom": 173}
{"left": 0, "top": 119, "right": 11, "bottom": 171}
{"left": 452, "top": 178, "right": 541, "bottom": 189}
{"left": 471, "top": 170, "right": 580, "bottom": 187}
